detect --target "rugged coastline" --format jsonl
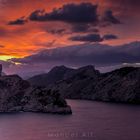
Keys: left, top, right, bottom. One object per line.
{"left": 29, "top": 65, "right": 140, "bottom": 104}
{"left": 0, "top": 66, "right": 72, "bottom": 114}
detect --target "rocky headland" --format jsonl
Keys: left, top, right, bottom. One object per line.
{"left": 0, "top": 65, "right": 72, "bottom": 114}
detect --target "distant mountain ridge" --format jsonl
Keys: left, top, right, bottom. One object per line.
{"left": 28, "top": 65, "right": 140, "bottom": 104}
{"left": 28, "top": 65, "right": 74, "bottom": 86}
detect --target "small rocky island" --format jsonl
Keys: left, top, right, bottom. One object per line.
{"left": 0, "top": 65, "right": 72, "bottom": 114}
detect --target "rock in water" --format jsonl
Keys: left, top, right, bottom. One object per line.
{"left": 0, "top": 75, "right": 72, "bottom": 114}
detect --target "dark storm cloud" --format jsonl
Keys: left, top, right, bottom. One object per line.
{"left": 102, "top": 10, "right": 121, "bottom": 24}
{"left": 69, "top": 34, "right": 103, "bottom": 42}
{"left": 46, "top": 25, "right": 99, "bottom": 35}
{"left": 103, "top": 34, "right": 118, "bottom": 40}
{"left": 71, "top": 24, "right": 90, "bottom": 33}
{"left": 7, "top": 2, "right": 121, "bottom": 35}
{"left": 28, "top": 2, "right": 121, "bottom": 27}
{"left": 71, "top": 24, "right": 99, "bottom": 33}
{"left": 8, "top": 17, "right": 27, "bottom": 25}
{"left": 69, "top": 33, "right": 118, "bottom": 42}
{"left": 11, "top": 41, "right": 140, "bottom": 67}
{"left": 46, "top": 29, "right": 66, "bottom": 35}
{"left": 29, "top": 3, "right": 98, "bottom": 24}
{"left": 27, "top": 2, "right": 121, "bottom": 35}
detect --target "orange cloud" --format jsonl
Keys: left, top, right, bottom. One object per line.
{"left": 0, "top": 0, "right": 140, "bottom": 61}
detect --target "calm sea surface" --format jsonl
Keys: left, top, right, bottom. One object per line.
{"left": 0, "top": 100, "right": 140, "bottom": 140}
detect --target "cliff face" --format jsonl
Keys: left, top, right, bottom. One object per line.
{"left": 29, "top": 66, "right": 140, "bottom": 104}
{"left": 0, "top": 75, "right": 72, "bottom": 114}
{"left": 0, "top": 75, "right": 30, "bottom": 111}
{"left": 93, "top": 67, "right": 140, "bottom": 103}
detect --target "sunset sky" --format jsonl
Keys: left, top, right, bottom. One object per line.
{"left": 0, "top": 0, "right": 140, "bottom": 76}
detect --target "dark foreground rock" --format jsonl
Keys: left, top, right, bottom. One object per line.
{"left": 0, "top": 75, "right": 72, "bottom": 114}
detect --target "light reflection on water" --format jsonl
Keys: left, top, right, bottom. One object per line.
{"left": 0, "top": 100, "right": 139, "bottom": 140}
